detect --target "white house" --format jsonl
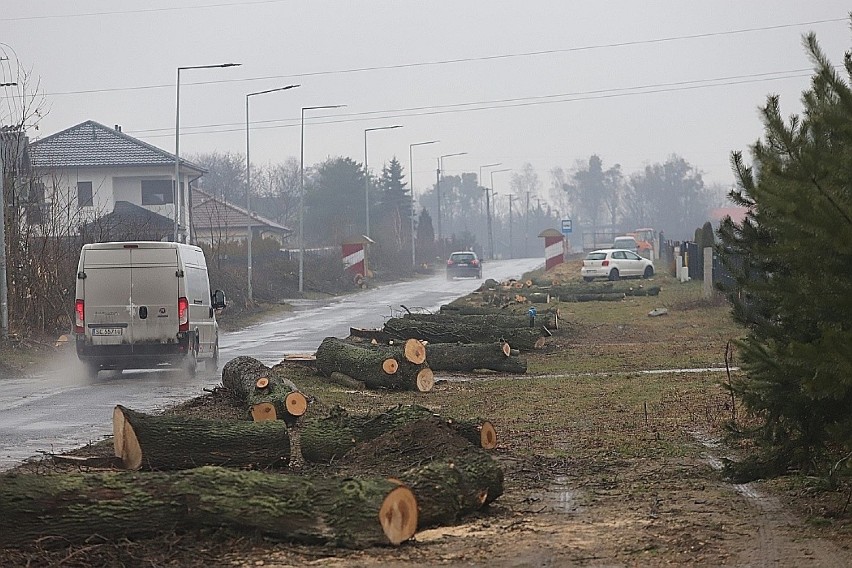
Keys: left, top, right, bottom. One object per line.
{"left": 29, "top": 120, "right": 202, "bottom": 238}
{"left": 28, "top": 120, "right": 291, "bottom": 244}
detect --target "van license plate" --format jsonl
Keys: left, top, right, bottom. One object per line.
{"left": 92, "top": 328, "right": 123, "bottom": 336}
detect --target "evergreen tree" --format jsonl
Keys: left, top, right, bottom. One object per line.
{"left": 718, "top": 31, "right": 852, "bottom": 473}
{"left": 415, "top": 208, "right": 436, "bottom": 263}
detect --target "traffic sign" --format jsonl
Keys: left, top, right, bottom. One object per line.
{"left": 561, "top": 218, "right": 573, "bottom": 235}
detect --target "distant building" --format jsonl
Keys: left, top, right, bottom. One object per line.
{"left": 192, "top": 187, "right": 292, "bottom": 246}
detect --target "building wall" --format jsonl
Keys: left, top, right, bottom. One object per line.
{"left": 35, "top": 165, "right": 189, "bottom": 235}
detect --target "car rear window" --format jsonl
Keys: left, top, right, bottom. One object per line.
{"left": 451, "top": 253, "right": 475, "bottom": 262}
{"left": 586, "top": 252, "right": 607, "bottom": 260}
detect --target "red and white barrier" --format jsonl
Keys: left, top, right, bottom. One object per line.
{"left": 342, "top": 242, "right": 366, "bottom": 277}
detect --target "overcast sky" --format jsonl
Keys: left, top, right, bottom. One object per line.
{"left": 2, "top": 1, "right": 850, "bottom": 198}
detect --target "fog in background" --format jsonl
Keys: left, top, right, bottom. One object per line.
{"left": 2, "top": 1, "right": 850, "bottom": 241}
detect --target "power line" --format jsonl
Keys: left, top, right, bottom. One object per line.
{"left": 128, "top": 68, "right": 816, "bottom": 140}
{"left": 0, "top": 0, "right": 291, "bottom": 22}
{"left": 32, "top": 17, "right": 848, "bottom": 98}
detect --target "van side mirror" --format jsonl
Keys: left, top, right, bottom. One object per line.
{"left": 212, "top": 289, "right": 227, "bottom": 309}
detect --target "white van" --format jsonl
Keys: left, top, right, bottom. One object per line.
{"left": 73, "top": 241, "right": 226, "bottom": 377}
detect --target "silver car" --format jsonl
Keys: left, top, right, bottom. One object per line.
{"left": 581, "top": 248, "right": 655, "bottom": 281}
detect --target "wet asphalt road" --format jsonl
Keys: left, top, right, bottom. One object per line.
{"left": 0, "top": 258, "right": 542, "bottom": 470}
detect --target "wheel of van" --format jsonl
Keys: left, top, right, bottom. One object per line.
{"left": 209, "top": 337, "right": 220, "bottom": 371}
{"left": 643, "top": 266, "right": 654, "bottom": 279}
{"left": 608, "top": 268, "right": 620, "bottom": 281}
{"left": 182, "top": 336, "right": 198, "bottom": 377}
{"left": 82, "top": 362, "right": 100, "bottom": 380}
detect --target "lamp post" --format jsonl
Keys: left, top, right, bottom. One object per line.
{"left": 436, "top": 152, "right": 466, "bottom": 247}
{"left": 300, "top": 105, "right": 346, "bottom": 293}
{"left": 175, "top": 62, "right": 241, "bottom": 243}
{"left": 525, "top": 191, "right": 537, "bottom": 257}
{"left": 507, "top": 194, "right": 516, "bottom": 259}
{"left": 0, "top": 87, "right": 18, "bottom": 340}
{"left": 245, "top": 84, "right": 300, "bottom": 302}
{"left": 408, "top": 140, "right": 439, "bottom": 268}
{"left": 364, "top": 125, "right": 403, "bottom": 239}
{"left": 478, "top": 163, "right": 501, "bottom": 259}
{"left": 488, "top": 168, "right": 511, "bottom": 260}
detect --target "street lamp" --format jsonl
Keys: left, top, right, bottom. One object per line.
{"left": 436, "top": 152, "right": 466, "bottom": 245}
{"left": 245, "top": 84, "right": 300, "bottom": 302}
{"left": 525, "top": 191, "right": 538, "bottom": 257}
{"left": 300, "top": 105, "right": 346, "bottom": 293}
{"left": 409, "top": 140, "right": 439, "bottom": 268}
{"left": 174, "top": 62, "right": 241, "bottom": 243}
{"left": 364, "top": 125, "right": 403, "bottom": 239}
{"left": 478, "top": 163, "right": 501, "bottom": 259}
{"left": 488, "top": 168, "right": 511, "bottom": 260}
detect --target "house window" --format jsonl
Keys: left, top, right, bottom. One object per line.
{"left": 141, "top": 180, "right": 174, "bottom": 205}
{"left": 77, "top": 181, "right": 93, "bottom": 208}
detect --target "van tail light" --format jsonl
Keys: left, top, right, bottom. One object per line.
{"left": 601, "top": 260, "right": 609, "bottom": 267}
{"left": 178, "top": 297, "right": 189, "bottom": 332}
{"left": 471, "top": 259, "right": 479, "bottom": 266}
{"left": 74, "top": 299, "right": 85, "bottom": 334}
{"left": 447, "top": 260, "right": 454, "bottom": 266}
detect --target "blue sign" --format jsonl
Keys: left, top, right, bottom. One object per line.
{"left": 561, "top": 218, "right": 573, "bottom": 235}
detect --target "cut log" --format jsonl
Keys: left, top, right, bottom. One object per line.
{"left": 426, "top": 342, "right": 527, "bottom": 374}
{"left": 526, "top": 292, "right": 551, "bottom": 304}
{"left": 382, "top": 358, "right": 399, "bottom": 374}
{"left": 300, "top": 405, "right": 495, "bottom": 464}
{"left": 348, "top": 327, "right": 393, "bottom": 343}
{"left": 112, "top": 405, "right": 291, "bottom": 471}
{"left": 573, "top": 293, "right": 625, "bottom": 302}
{"left": 403, "top": 312, "right": 558, "bottom": 330}
{"left": 329, "top": 371, "right": 366, "bottom": 390}
{"left": 0, "top": 466, "right": 417, "bottom": 548}
{"left": 383, "top": 318, "right": 547, "bottom": 351}
{"left": 222, "top": 356, "right": 308, "bottom": 422}
{"left": 315, "top": 337, "right": 433, "bottom": 392}
{"left": 399, "top": 449, "right": 504, "bottom": 528}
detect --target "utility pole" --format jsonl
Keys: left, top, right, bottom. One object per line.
{"left": 435, "top": 161, "right": 442, "bottom": 244}
{"left": 0, "top": 129, "right": 7, "bottom": 339}
{"left": 524, "top": 191, "right": 530, "bottom": 258}
{"left": 508, "top": 195, "right": 515, "bottom": 260}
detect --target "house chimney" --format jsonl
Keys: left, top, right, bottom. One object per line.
{"left": 114, "top": 124, "right": 122, "bottom": 132}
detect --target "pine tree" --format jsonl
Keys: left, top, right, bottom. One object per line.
{"left": 718, "top": 31, "right": 852, "bottom": 472}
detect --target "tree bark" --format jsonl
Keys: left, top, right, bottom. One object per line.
{"left": 300, "top": 405, "right": 497, "bottom": 464}
{"left": 440, "top": 303, "right": 560, "bottom": 322}
{"left": 426, "top": 342, "right": 527, "bottom": 374}
{"left": 404, "top": 312, "right": 557, "bottom": 330}
{"left": 222, "top": 356, "right": 308, "bottom": 421}
{"left": 315, "top": 337, "right": 434, "bottom": 392}
{"left": 383, "top": 318, "right": 547, "bottom": 351}
{"left": 0, "top": 466, "right": 417, "bottom": 548}
{"left": 113, "top": 405, "right": 292, "bottom": 471}
{"left": 399, "top": 449, "right": 504, "bottom": 529}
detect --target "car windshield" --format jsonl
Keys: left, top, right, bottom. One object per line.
{"left": 585, "top": 252, "right": 607, "bottom": 260}
{"left": 451, "top": 253, "right": 476, "bottom": 262}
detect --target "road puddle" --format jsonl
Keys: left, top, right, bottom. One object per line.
{"left": 548, "top": 476, "right": 579, "bottom": 513}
